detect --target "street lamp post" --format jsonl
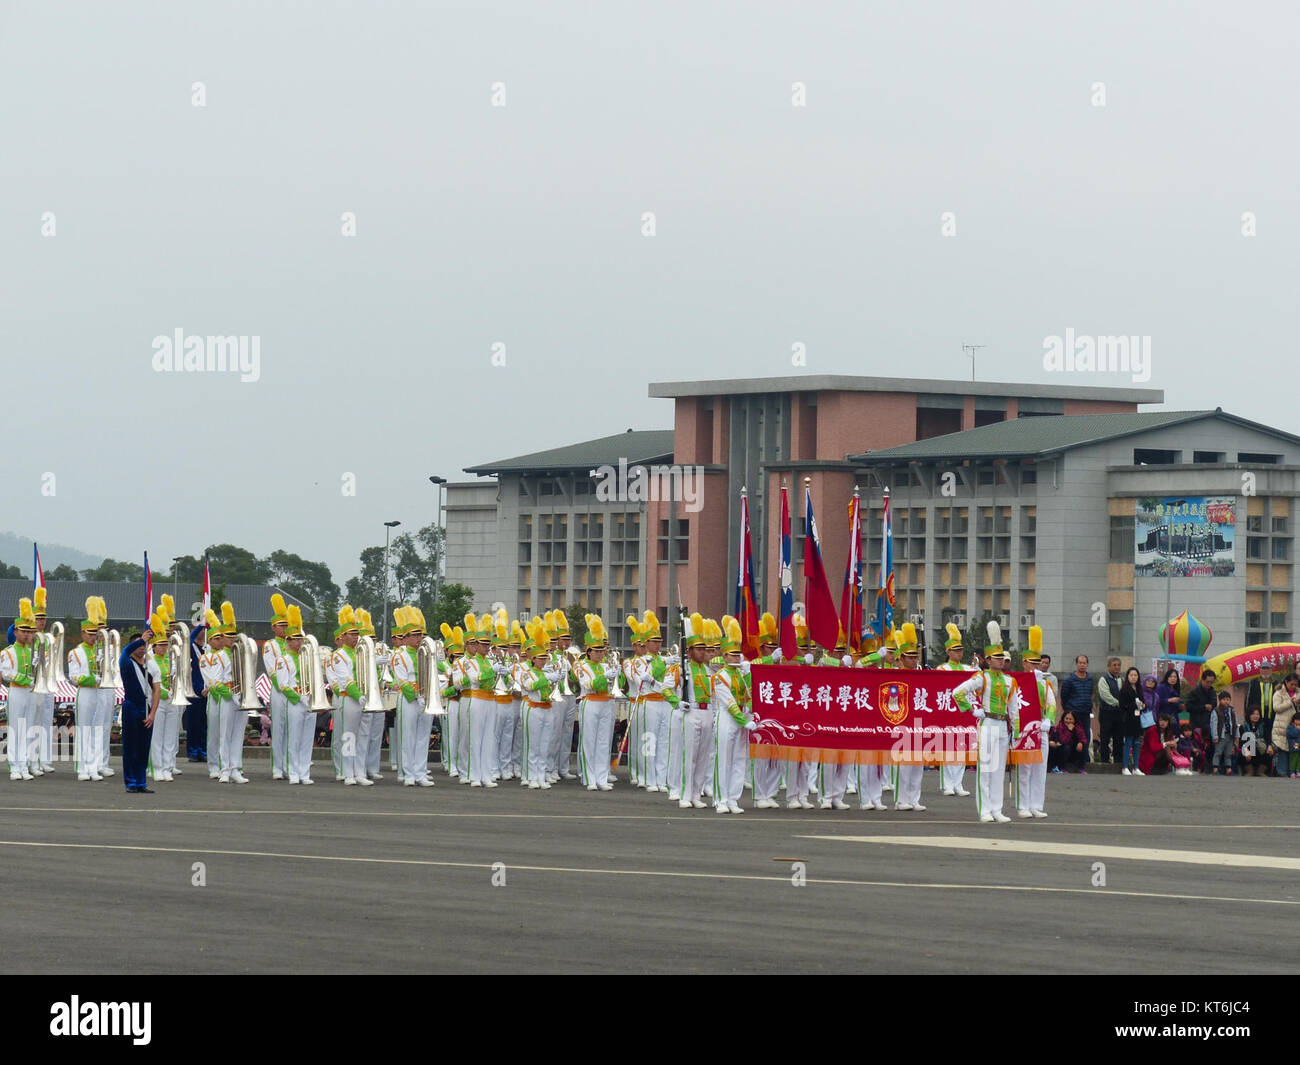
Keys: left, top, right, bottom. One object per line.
{"left": 382, "top": 520, "right": 402, "bottom": 644}
{"left": 428, "top": 476, "right": 447, "bottom": 609}
{"left": 171, "top": 556, "right": 182, "bottom": 616}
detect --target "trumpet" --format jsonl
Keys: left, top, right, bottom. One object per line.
{"left": 416, "top": 637, "right": 446, "bottom": 716}
{"left": 95, "top": 628, "right": 122, "bottom": 690}
{"left": 356, "top": 635, "right": 386, "bottom": 712}
{"left": 231, "top": 633, "right": 264, "bottom": 711}
{"left": 299, "top": 634, "right": 335, "bottom": 712}
{"left": 166, "top": 633, "right": 191, "bottom": 708}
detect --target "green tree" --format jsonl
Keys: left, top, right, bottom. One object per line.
{"left": 81, "top": 558, "right": 144, "bottom": 582}
{"left": 0, "top": 561, "right": 21, "bottom": 579}
{"left": 203, "top": 544, "right": 271, "bottom": 585}
{"left": 343, "top": 546, "right": 385, "bottom": 622}
{"left": 564, "top": 603, "right": 588, "bottom": 646}
{"left": 427, "top": 583, "right": 475, "bottom": 635}
{"left": 267, "top": 550, "right": 340, "bottom": 617}
{"left": 46, "top": 563, "right": 80, "bottom": 581}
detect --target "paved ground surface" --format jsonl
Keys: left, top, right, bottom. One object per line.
{"left": 1, "top": 756, "right": 1296, "bottom": 974}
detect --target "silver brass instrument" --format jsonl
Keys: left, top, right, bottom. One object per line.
{"left": 375, "top": 641, "right": 398, "bottom": 711}
{"left": 561, "top": 644, "right": 582, "bottom": 696}
{"left": 32, "top": 632, "right": 55, "bottom": 695}
{"left": 416, "top": 637, "right": 446, "bottom": 717}
{"left": 166, "top": 633, "right": 191, "bottom": 707}
{"left": 300, "top": 634, "right": 335, "bottom": 712}
{"left": 231, "top": 633, "right": 264, "bottom": 711}
{"left": 171, "top": 623, "right": 197, "bottom": 701}
{"left": 95, "top": 628, "right": 122, "bottom": 690}
{"left": 356, "top": 635, "right": 386, "bottom": 712}
{"left": 493, "top": 652, "right": 510, "bottom": 696}
{"left": 609, "top": 649, "right": 626, "bottom": 697}
{"left": 47, "top": 621, "right": 67, "bottom": 691}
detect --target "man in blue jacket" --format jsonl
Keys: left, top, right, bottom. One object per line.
{"left": 1059, "top": 655, "right": 1096, "bottom": 764}
{"left": 119, "top": 632, "right": 161, "bottom": 793}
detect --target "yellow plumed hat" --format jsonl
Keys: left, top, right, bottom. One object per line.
{"left": 358, "top": 608, "right": 376, "bottom": 637}
{"left": 542, "top": 610, "right": 559, "bottom": 638}
{"left": 205, "top": 607, "right": 221, "bottom": 631}
{"left": 411, "top": 607, "right": 426, "bottom": 635}
{"left": 703, "top": 618, "right": 723, "bottom": 645}
{"left": 492, "top": 608, "right": 509, "bottom": 647}
{"left": 440, "top": 621, "right": 465, "bottom": 655}
{"left": 552, "top": 609, "right": 569, "bottom": 636}
{"left": 82, "top": 596, "right": 102, "bottom": 631}
{"left": 160, "top": 593, "right": 175, "bottom": 624}
{"left": 894, "top": 621, "right": 918, "bottom": 654}
{"left": 684, "top": 611, "right": 705, "bottom": 648}
{"left": 525, "top": 617, "right": 550, "bottom": 656}
{"left": 944, "top": 622, "right": 963, "bottom": 650}
{"left": 759, "top": 612, "right": 778, "bottom": 643}
{"left": 463, "top": 612, "right": 479, "bottom": 641}
{"left": 335, "top": 604, "right": 358, "bottom": 637}
{"left": 16, "top": 597, "right": 36, "bottom": 630}
{"left": 626, "top": 614, "right": 644, "bottom": 644}
{"left": 511, "top": 618, "right": 526, "bottom": 648}
{"left": 716, "top": 615, "right": 733, "bottom": 647}
{"left": 793, "top": 612, "right": 809, "bottom": 648}
{"left": 1023, "top": 624, "right": 1043, "bottom": 664}
{"left": 220, "top": 601, "right": 237, "bottom": 635}
{"left": 584, "top": 613, "right": 608, "bottom": 648}
{"left": 286, "top": 604, "right": 304, "bottom": 638}
{"left": 149, "top": 610, "right": 169, "bottom": 644}
{"left": 641, "top": 610, "right": 662, "bottom": 641}
{"left": 721, "top": 615, "right": 743, "bottom": 653}
{"left": 270, "top": 593, "right": 287, "bottom": 624}
{"left": 33, "top": 586, "right": 46, "bottom": 616}
{"left": 984, "top": 619, "right": 1006, "bottom": 658}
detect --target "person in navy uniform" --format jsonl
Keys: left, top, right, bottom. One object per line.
{"left": 183, "top": 613, "right": 209, "bottom": 763}
{"left": 119, "top": 630, "right": 162, "bottom": 793}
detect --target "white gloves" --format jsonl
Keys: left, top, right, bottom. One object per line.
{"left": 842, "top": 654, "right": 852, "bottom": 667}
{"left": 738, "top": 660, "right": 751, "bottom": 675}
{"left": 803, "top": 653, "right": 814, "bottom": 665}
{"left": 771, "top": 649, "right": 783, "bottom": 663}
{"left": 744, "top": 719, "right": 758, "bottom": 731}
{"left": 973, "top": 707, "right": 986, "bottom": 722}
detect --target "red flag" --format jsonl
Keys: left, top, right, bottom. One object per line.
{"left": 735, "top": 491, "right": 760, "bottom": 659}
{"left": 839, "top": 492, "right": 863, "bottom": 654}
{"left": 802, "top": 485, "right": 839, "bottom": 651}
{"left": 778, "top": 486, "right": 797, "bottom": 659}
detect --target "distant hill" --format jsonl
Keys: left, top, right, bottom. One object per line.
{"left": 0, "top": 532, "right": 103, "bottom": 575}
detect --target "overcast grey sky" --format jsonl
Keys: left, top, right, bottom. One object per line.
{"left": 1, "top": 0, "right": 1296, "bottom": 583}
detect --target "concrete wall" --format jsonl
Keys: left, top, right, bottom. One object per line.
{"left": 444, "top": 480, "right": 503, "bottom": 613}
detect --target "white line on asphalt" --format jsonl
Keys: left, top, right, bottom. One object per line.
{"left": 0, "top": 838, "right": 1298, "bottom": 907}
{"left": 803, "top": 835, "right": 1300, "bottom": 870}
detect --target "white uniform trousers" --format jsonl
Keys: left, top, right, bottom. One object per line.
{"left": 712, "top": 713, "right": 749, "bottom": 810}
{"left": 215, "top": 697, "right": 245, "bottom": 774}
{"left": 578, "top": 696, "right": 615, "bottom": 788}
{"left": 750, "top": 755, "right": 782, "bottom": 803}
{"left": 7, "top": 687, "right": 35, "bottom": 775}
{"left": 492, "top": 697, "right": 515, "bottom": 779}
{"left": 74, "top": 688, "right": 105, "bottom": 778}
{"left": 361, "top": 710, "right": 385, "bottom": 777}
{"left": 551, "top": 696, "right": 577, "bottom": 777}
{"left": 287, "top": 700, "right": 316, "bottom": 781}
{"left": 785, "top": 757, "right": 812, "bottom": 802}
{"left": 643, "top": 698, "right": 670, "bottom": 790}
{"left": 99, "top": 697, "right": 116, "bottom": 774}
{"left": 509, "top": 696, "right": 524, "bottom": 776}
{"left": 895, "top": 763, "right": 924, "bottom": 807}
{"left": 148, "top": 704, "right": 181, "bottom": 777}
{"left": 940, "top": 763, "right": 967, "bottom": 793}
{"left": 975, "top": 717, "right": 1010, "bottom": 819}
{"left": 521, "top": 699, "right": 553, "bottom": 785}
{"left": 817, "top": 761, "right": 849, "bottom": 804}
{"left": 467, "top": 696, "right": 497, "bottom": 785}
{"left": 208, "top": 697, "right": 223, "bottom": 776}
{"left": 337, "top": 697, "right": 366, "bottom": 782}
{"left": 849, "top": 762, "right": 886, "bottom": 808}
{"left": 681, "top": 704, "right": 714, "bottom": 801}
{"left": 269, "top": 688, "right": 288, "bottom": 777}
{"left": 1014, "top": 729, "right": 1048, "bottom": 814}
{"left": 457, "top": 698, "right": 474, "bottom": 778}
{"left": 666, "top": 705, "right": 685, "bottom": 798}
{"left": 441, "top": 695, "right": 457, "bottom": 773}
{"left": 396, "top": 694, "right": 432, "bottom": 783}
{"left": 36, "top": 692, "right": 55, "bottom": 770}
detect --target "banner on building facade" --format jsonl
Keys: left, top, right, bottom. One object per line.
{"left": 749, "top": 665, "right": 1043, "bottom": 765}
{"left": 1134, "top": 497, "right": 1235, "bottom": 578}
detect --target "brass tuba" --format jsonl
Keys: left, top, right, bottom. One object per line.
{"left": 416, "top": 637, "right": 446, "bottom": 717}
{"left": 231, "top": 633, "right": 264, "bottom": 711}
{"left": 170, "top": 623, "right": 197, "bottom": 702}
{"left": 32, "top": 631, "right": 55, "bottom": 695}
{"left": 95, "top": 628, "right": 122, "bottom": 690}
{"left": 166, "top": 633, "right": 191, "bottom": 707}
{"left": 299, "top": 634, "right": 335, "bottom": 712}
{"left": 355, "top": 635, "right": 386, "bottom": 712}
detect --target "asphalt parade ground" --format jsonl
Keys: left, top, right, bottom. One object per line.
{"left": 0, "top": 759, "right": 1295, "bottom": 974}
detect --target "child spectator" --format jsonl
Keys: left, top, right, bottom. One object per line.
{"left": 1175, "top": 720, "right": 1204, "bottom": 775}
{"left": 1139, "top": 711, "right": 1178, "bottom": 775}
{"left": 1209, "top": 689, "right": 1237, "bottom": 776}
{"left": 1047, "top": 710, "right": 1088, "bottom": 773}
{"left": 1119, "top": 667, "right": 1146, "bottom": 776}
{"left": 1239, "top": 706, "right": 1271, "bottom": 776}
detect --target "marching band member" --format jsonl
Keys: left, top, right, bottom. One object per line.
{"left": 952, "top": 621, "right": 1025, "bottom": 824}
{"left": 507, "top": 619, "right": 527, "bottom": 781}
{"left": 712, "top": 618, "right": 758, "bottom": 814}
{"left": 847, "top": 636, "right": 890, "bottom": 811}
{"left": 147, "top": 610, "right": 180, "bottom": 782}
{"left": 275, "top": 605, "right": 315, "bottom": 784}
{"left": 935, "top": 623, "right": 975, "bottom": 798}
{"left": 1, "top": 598, "right": 38, "bottom": 780}
{"left": 438, "top": 622, "right": 466, "bottom": 778}
{"left": 199, "top": 603, "right": 248, "bottom": 784}
{"left": 624, "top": 616, "right": 646, "bottom": 788}
{"left": 520, "top": 618, "right": 559, "bottom": 788}
{"left": 489, "top": 613, "right": 514, "bottom": 782}
{"left": 67, "top": 597, "right": 108, "bottom": 781}
{"left": 638, "top": 611, "right": 677, "bottom": 794}
{"left": 673, "top": 614, "right": 715, "bottom": 809}
{"left": 159, "top": 595, "right": 188, "bottom": 776}
{"left": 355, "top": 609, "right": 386, "bottom": 782}
{"left": 574, "top": 614, "right": 617, "bottom": 791}
{"left": 32, "top": 587, "right": 55, "bottom": 774}
{"left": 784, "top": 613, "right": 814, "bottom": 809}
{"left": 891, "top": 623, "right": 927, "bottom": 811}
{"left": 815, "top": 627, "right": 853, "bottom": 811}
{"left": 749, "top": 614, "right": 784, "bottom": 809}
{"left": 391, "top": 606, "right": 436, "bottom": 787}
{"left": 325, "top": 606, "right": 371, "bottom": 785}
{"left": 455, "top": 613, "right": 498, "bottom": 787}
{"left": 262, "top": 594, "right": 290, "bottom": 780}
{"left": 1014, "top": 625, "right": 1055, "bottom": 819}
{"left": 547, "top": 610, "right": 577, "bottom": 781}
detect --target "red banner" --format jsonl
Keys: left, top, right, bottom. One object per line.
{"left": 749, "top": 665, "right": 1042, "bottom": 765}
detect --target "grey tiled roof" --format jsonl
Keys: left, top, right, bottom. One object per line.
{"left": 465, "top": 429, "right": 674, "bottom": 475}
{"left": 0, "top": 581, "right": 309, "bottom": 626}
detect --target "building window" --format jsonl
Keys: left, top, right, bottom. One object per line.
{"left": 1238, "top": 452, "right": 1281, "bottom": 464}
{"left": 1247, "top": 538, "right": 1267, "bottom": 559}
{"left": 1247, "top": 515, "right": 1263, "bottom": 532}
{"left": 1272, "top": 612, "right": 1288, "bottom": 629}
{"left": 519, "top": 515, "right": 532, "bottom": 540}
{"left": 977, "top": 469, "right": 995, "bottom": 486}
{"left": 1109, "top": 515, "right": 1134, "bottom": 561}
{"left": 1272, "top": 516, "right": 1289, "bottom": 534}
{"left": 517, "top": 543, "right": 532, "bottom": 563}
{"left": 1021, "top": 465, "right": 1037, "bottom": 484}
{"left": 1273, "top": 539, "right": 1290, "bottom": 561}
{"left": 1193, "top": 451, "right": 1225, "bottom": 463}
{"left": 1247, "top": 611, "right": 1263, "bottom": 629}
{"left": 1108, "top": 610, "right": 1134, "bottom": 656}
{"left": 539, "top": 479, "right": 555, "bottom": 495}
{"left": 1133, "top": 448, "right": 1180, "bottom": 465}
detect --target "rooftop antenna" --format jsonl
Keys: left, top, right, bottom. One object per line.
{"left": 962, "top": 342, "right": 986, "bottom": 382}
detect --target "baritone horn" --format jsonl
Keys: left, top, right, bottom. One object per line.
{"left": 231, "top": 633, "right": 264, "bottom": 711}
{"left": 166, "top": 633, "right": 191, "bottom": 707}
{"left": 96, "top": 628, "right": 122, "bottom": 690}
{"left": 416, "top": 637, "right": 446, "bottom": 716}
{"left": 300, "top": 634, "right": 335, "bottom": 712}
{"left": 356, "top": 635, "right": 386, "bottom": 712}
{"left": 32, "top": 631, "right": 55, "bottom": 696}
{"left": 170, "top": 622, "right": 197, "bottom": 701}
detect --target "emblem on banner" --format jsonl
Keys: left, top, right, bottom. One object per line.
{"left": 878, "top": 681, "right": 909, "bottom": 725}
